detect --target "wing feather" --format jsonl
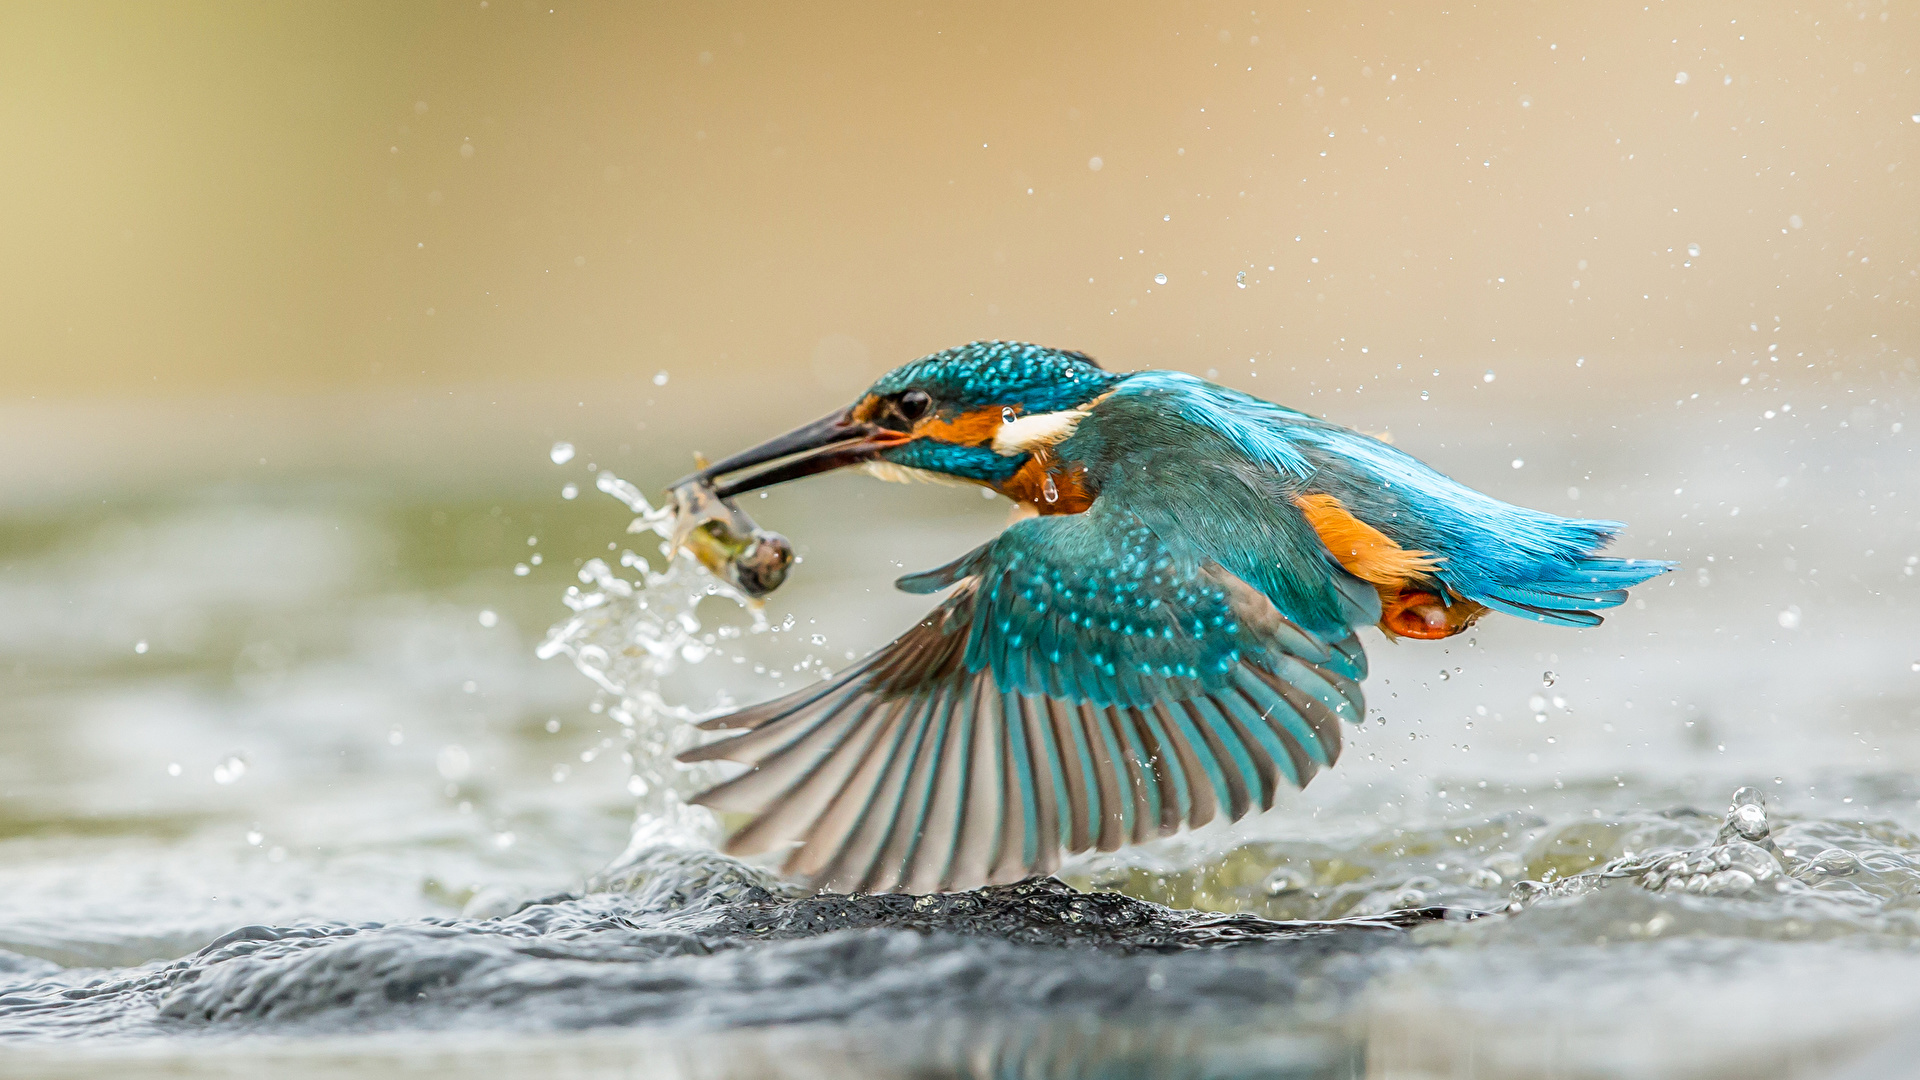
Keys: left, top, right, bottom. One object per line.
{"left": 684, "top": 501, "right": 1375, "bottom": 892}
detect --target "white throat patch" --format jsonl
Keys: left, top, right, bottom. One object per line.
{"left": 992, "top": 408, "right": 1090, "bottom": 456}
{"left": 858, "top": 460, "right": 969, "bottom": 487}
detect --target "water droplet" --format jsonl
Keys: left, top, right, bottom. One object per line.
{"left": 246, "top": 830, "right": 263, "bottom": 846}
{"left": 561, "top": 482, "right": 579, "bottom": 500}
{"left": 550, "top": 442, "right": 576, "bottom": 464}
{"left": 166, "top": 762, "right": 182, "bottom": 777}
{"left": 1420, "top": 390, "right": 1430, "bottom": 400}
{"left": 514, "top": 563, "right": 531, "bottom": 576}
{"left": 1542, "top": 671, "right": 1557, "bottom": 687}
{"left": 1728, "top": 786, "right": 1770, "bottom": 841}
{"left": 478, "top": 609, "right": 499, "bottom": 628}
{"left": 1235, "top": 271, "right": 1247, "bottom": 288}
{"left": 545, "top": 718, "right": 562, "bottom": 733}
{"left": 213, "top": 755, "right": 247, "bottom": 784}
{"left": 436, "top": 745, "right": 471, "bottom": 780}
{"left": 1511, "top": 459, "right": 1524, "bottom": 469}
{"left": 1042, "top": 474, "right": 1059, "bottom": 503}
{"left": 1438, "top": 669, "right": 1451, "bottom": 681}
{"left": 1088, "top": 156, "right": 1104, "bottom": 171}
{"left": 652, "top": 370, "right": 669, "bottom": 386}
{"left": 493, "top": 831, "right": 516, "bottom": 849}
{"left": 1687, "top": 243, "right": 1701, "bottom": 257}
{"left": 1154, "top": 273, "right": 1167, "bottom": 285}
{"left": 134, "top": 640, "right": 148, "bottom": 654}
{"left": 1483, "top": 370, "right": 1496, "bottom": 383}
{"left": 1778, "top": 607, "right": 1801, "bottom": 629}
{"left": 1674, "top": 71, "right": 1689, "bottom": 84}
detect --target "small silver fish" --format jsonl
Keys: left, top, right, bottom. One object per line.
{"left": 665, "top": 477, "right": 794, "bottom": 599}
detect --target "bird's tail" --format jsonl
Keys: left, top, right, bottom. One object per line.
{"left": 1467, "top": 557, "right": 1675, "bottom": 627}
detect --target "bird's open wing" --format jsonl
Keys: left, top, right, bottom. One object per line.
{"left": 680, "top": 502, "right": 1369, "bottom": 895}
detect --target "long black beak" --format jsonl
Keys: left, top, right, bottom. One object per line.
{"left": 672, "top": 408, "right": 912, "bottom": 499}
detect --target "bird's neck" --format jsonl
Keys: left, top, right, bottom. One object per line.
{"left": 992, "top": 452, "right": 1094, "bottom": 514}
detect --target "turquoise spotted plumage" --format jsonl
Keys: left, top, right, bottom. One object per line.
{"left": 676, "top": 341, "right": 1673, "bottom": 894}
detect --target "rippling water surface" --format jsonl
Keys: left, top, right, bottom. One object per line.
{"left": 1, "top": 390, "right": 1916, "bottom": 1078}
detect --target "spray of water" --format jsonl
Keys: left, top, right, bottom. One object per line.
{"left": 536, "top": 469, "right": 769, "bottom": 872}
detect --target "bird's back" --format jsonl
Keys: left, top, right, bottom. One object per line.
{"left": 1061, "top": 371, "right": 1670, "bottom": 630}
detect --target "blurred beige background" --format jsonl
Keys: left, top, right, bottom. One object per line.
{"left": 0, "top": 1, "right": 1914, "bottom": 494}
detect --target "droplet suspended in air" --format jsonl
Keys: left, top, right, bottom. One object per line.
{"left": 213, "top": 756, "right": 247, "bottom": 784}
{"left": 1154, "top": 273, "right": 1167, "bottom": 285}
{"left": 1483, "top": 370, "right": 1497, "bottom": 383}
{"left": 1542, "top": 671, "right": 1557, "bottom": 687}
{"left": 550, "top": 442, "right": 576, "bottom": 464}
{"left": 561, "top": 483, "right": 579, "bottom": 500}
{"left": 653, "top": 371, "right": 669, "bottom": 386}
{"left": 1687, "top": 243, "right": 1701, "bottom": 257}
{"left": 1236, "top": 271, "right": 1247, "bottom": 288}
{"left": 1511, "top": 459, "right": 1525, "bottom": 469}
{"left": 134, "top": 640, "right": 148, "bottom": 654}
{"left": 514, "top": 563, "right": 531, "bottom": 576}
{"left": 1042, "top": 474, "right": 1059, "bottom": 503}
{"left": 478, "top": 609, "right": 499, "bottom": 628}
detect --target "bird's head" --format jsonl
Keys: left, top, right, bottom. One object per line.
{"left": 683, "top": 341, "right": 1122, "bottom": 498}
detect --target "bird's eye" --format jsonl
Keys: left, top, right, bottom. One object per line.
{"left": 895, "top": 390, "right": 931, "bottom": 424}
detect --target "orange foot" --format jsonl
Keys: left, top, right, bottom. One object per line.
{"left": 1379, "top": 589, "right": 1487, "bottom": 640}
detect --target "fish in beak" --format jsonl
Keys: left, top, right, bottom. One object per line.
{"left": 660, "top": 406, "right": 907, "bottom": 599}
{"left": 671, "top": 408, "right": 911, "bottom": 499}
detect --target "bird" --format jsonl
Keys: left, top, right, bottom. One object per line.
{"left": 673, "top": 340, "right": 1672, "bottom": 896}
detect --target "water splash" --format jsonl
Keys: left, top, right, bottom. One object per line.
{"left": 1070, "top": 784, "right": 1920, "bottom": 941}
{"left": 536, "top": 468, "right": 768, "bottom": 865}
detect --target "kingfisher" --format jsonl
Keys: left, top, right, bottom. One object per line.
{"left": 675, "top": 341, "right": 1671, "bottom": 895}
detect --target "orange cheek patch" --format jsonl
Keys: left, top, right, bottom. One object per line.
{"left": 914, "top": 408, "right": 1004, "bottom": 446}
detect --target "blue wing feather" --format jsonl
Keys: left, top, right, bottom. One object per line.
{"left": 686, "top": 494, "right": 1360, "bottom": 891}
